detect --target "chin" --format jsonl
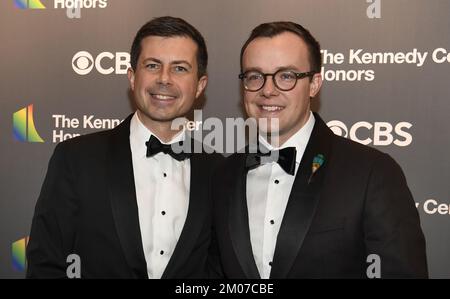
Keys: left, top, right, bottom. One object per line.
{"left": 256, "top": 118, "right": 280, "bottom": 133}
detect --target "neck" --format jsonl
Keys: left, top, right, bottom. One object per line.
{"left": 264, "top": 133, "right": 290, "bottom": 148}
{"left": 264, "top": 112, "right": 311, "bottom": 148}
{"left": 137, "top": 111, "right": 183, "bottom": 143}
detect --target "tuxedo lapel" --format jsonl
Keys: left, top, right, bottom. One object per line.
{"left": 107, "top": 114, "right": 148, "bottom": 279}
{"left": 270, "top": 113, "right": 334, "bottom": 278}
{"left": 161, "top": 152, "right": 209, "bottom": 278}
{"left": 229, "top": 155, "right": 261, "bottom": 279}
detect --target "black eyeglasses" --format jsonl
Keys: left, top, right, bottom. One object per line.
{"left": 238, "top": 69, "right": 316, "bottom": 92}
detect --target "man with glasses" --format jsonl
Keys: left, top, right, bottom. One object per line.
{"left": 211, "top": 21, "right": 428, "bottom": 278}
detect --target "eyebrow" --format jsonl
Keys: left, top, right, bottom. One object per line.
{"left": 242, "top": 66, "right": 263, "bottom": 72}
{"left": 243, "top": 65, "right": 301, "bottom": 73}
{"left": 142, "top": 57, "right": 193, "bottom": 69}
{"left": 171, "top": 60, "right": 193, "bottom": 69}
{"left": 142, "top": 57, "right": 162, "bottom": 65}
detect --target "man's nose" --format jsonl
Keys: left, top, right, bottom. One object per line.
{"left": 261, "top": 75, "right": 277, "bottom": 97}
{"left": 157, "top": 66, "right": 172, "bottom": 85}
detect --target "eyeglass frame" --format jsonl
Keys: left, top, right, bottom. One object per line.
{"left": 238, "top": 69, "right": 317, "bottom": 92}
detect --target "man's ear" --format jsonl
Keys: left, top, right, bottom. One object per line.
{"left": 309, "top": 73, "right": 323, "bottom": 98}
{"left": 127, "top": 67, "right": 135, "bottom": 91}
{"left": 195, "top": 75, "right": 208, "bottom": 98}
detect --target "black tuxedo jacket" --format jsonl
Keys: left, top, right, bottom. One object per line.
{"left": 27, "top": 114, "right": 223, "bottom": 278}
{"left": 212, "top": 113, "right": 427, "bottom": 279}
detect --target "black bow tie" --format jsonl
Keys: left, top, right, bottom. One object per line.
{"left": 245, "top": 147, "right": 297, "bottom": 175}
{"left": 145, "top": 135, "right": 190, "bottom": 161}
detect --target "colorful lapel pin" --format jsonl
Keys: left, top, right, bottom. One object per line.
{"left": 308, "top": 154, "right": 325, "bottom": 184}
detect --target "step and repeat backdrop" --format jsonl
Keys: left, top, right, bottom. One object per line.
{"left": 0, "top": 0, "right": 449, "bottom": 278}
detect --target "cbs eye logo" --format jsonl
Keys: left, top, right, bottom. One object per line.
{"left": 72, "top": 51, "right": 94, "bottom": 75}
{"left": 327, "top": 120, "right": 413, "bottom": 147}
{"left": 327, "top": 120, "right": 348, "bottom": 137}
{"left": 71, "top": 51, "right": 130, "bottom": 75}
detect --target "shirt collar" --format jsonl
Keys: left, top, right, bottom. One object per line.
{"left": 258, "top": 111, "right": 315, "bottom": 164}
{"left": 130, "top": 112, "right": 186, "bottom": 159}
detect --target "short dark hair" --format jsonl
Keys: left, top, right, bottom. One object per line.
{"left": 130, "top": 16, "right": 208, "bottom": 78}
{"left": 240, "top": 21, "right": 321, "bottom": 73}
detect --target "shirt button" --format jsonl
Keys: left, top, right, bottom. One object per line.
{"left": 163, "top": 173, "right": 167, "bottom": 178}
{"left": 161, "top": 211, "right": 166, "bottom": 215}
{"left": 274, "top": 179, "right": 279, "bottom": 184}
{"left": 269, "top": 261, "right": 273, "bottom": 267}
{"left": 160, "top": 250, "right": 164, "bottom": 255}
{"left": 270, "top": 220, "right": 275, "bottom": 225}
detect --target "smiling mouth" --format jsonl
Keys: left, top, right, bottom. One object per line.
{"left": 150, "top": 93, "right": 177, "bottom": 100}
{"left": 259, "top": 105, "right": 284, "bottom": 112}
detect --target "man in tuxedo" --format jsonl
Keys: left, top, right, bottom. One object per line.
{"left": 212, "top": 21, "right": 428, "bottom": 278}
{"left": 27, "top": 16, "right": 222, "bottom": 278}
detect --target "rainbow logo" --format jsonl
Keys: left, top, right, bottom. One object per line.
{"left": 12, "top": 236, "right": 29, "bottom": 272}
{"left": 13, "top": 104, "right": 45, "bottom": 143}
{"left": 14, "top": 0, "right": 46, "bottom": 9}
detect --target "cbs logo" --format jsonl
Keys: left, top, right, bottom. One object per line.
{"left": 72, "top": 51, "right": 130, "bottom": 75}
{"left": 327, "top": 120, "right": 412, "bottom": 147}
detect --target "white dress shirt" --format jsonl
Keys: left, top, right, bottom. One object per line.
{"left": 129, "top": 112, "right": 190, "bottom": 279}
{"left": 246, "top": 111, "right": 315, "bottom": 279}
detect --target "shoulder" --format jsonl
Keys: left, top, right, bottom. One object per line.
{"left": 51, "top": 114, "right": 131, "bottom": 167}
{"left": 331, "top": 134, "right": 404, "bottom": 178}
{"left": 54, "top": 114, "right": 132, "bottom": 156}
{"left": 54, "top": 129, "right": 115, "bottom": 157}
{"left": 331, "top": 134, "right": 392, "bottom": 163}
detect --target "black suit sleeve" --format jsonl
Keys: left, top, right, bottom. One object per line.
{"left": 363, "top": 153, "right": 428, "bottom": 278}
{"left": 26, "top": 142, "right": 78, "bottom": 278}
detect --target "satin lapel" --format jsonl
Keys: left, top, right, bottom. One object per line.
{"left": 270, "top": 113, "right": 334, "bottom": 278}
{"left": 107, "top": 114, "right": 148, "bottom": 279}
{"left": 161, "top": 153, "right": 208, "bottom": 278}
{"left": 229, "top": 155, "right": 261, "bottom": 279}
